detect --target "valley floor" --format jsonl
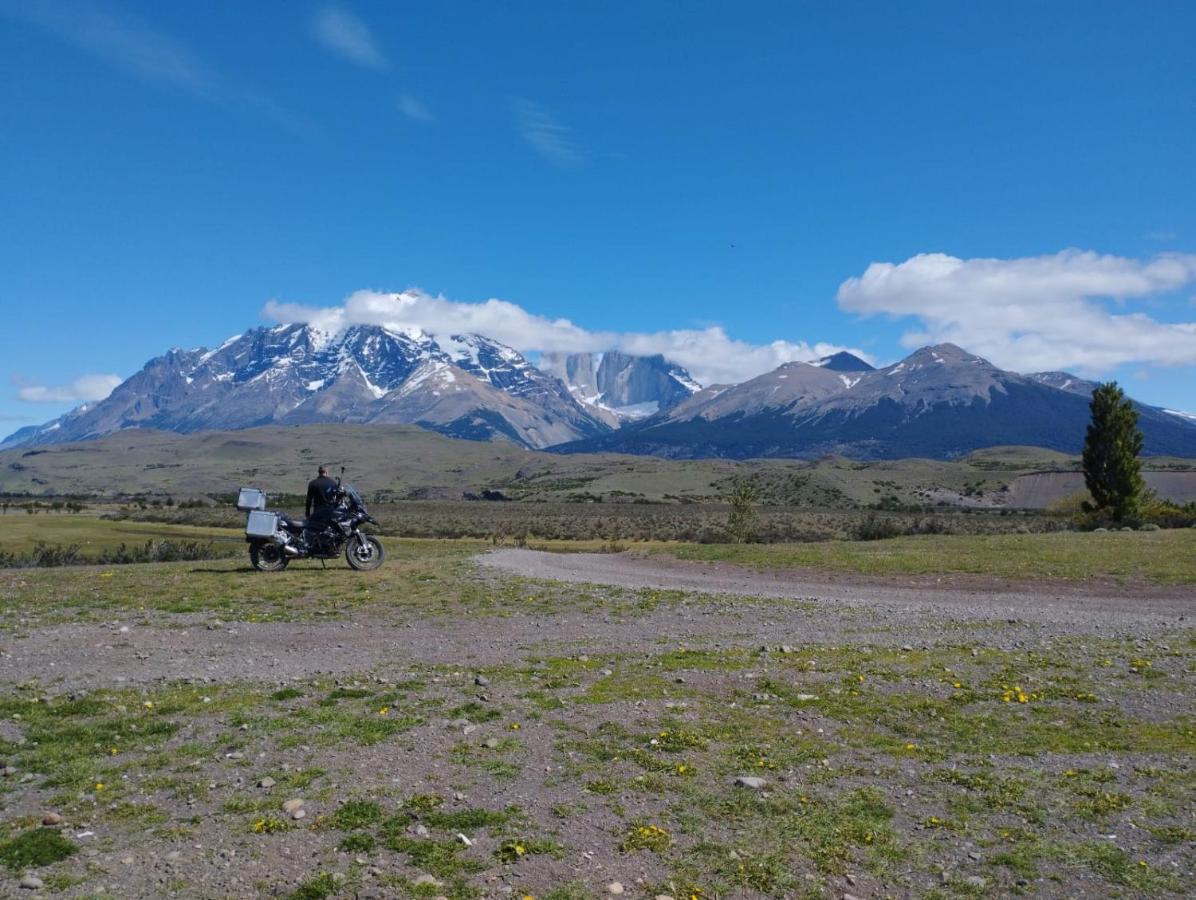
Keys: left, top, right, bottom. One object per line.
{"left": 0, "top": 542, "right": 1192, "bottom": 898}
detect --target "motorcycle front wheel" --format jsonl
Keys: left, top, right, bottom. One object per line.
{"left": 345, "top": 533, "right": 384, "bottom": 571}
{"left": 249, "top": 542, "right": 289, "bottom": 572}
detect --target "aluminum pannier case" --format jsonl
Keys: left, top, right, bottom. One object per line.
{"left": 245, "top": 510, "right": 281, "bottom": 538}
{"left": 237, "top": 487, "right": 267, "bottom": 511}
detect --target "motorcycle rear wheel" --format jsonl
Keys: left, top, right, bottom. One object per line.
{"left": 345, "top": 534, "right": 384, "bottom": 571}
{"left": 250, "top": 542, "right": 289, "bottom": 572}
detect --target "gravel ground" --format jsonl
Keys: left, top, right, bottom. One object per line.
{"left": 0, "top": 550, "right": 1192, "bottom": 899}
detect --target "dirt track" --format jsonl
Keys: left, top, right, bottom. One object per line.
{"left": 479, "top": 548, "right": 1196, "bottom": 622}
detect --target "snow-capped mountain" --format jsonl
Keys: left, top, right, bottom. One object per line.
{"left": 1, "top": 324, "right": 614, "bottom": 450}
{"left": 8, "top": 329, "right": 1195, "bottom": 461}
{"left": 556, "top": 343, "right": 1196, "bottom": 460}
{"left": 539, "top": 351, "right": 700, "bottom": 421}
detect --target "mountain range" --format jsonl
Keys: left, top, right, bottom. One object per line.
{"left": 558, "top": 343, "right": 1196, "bottom": 459}
{"left": 5, "top": 324, "right": 1195, "bottom": 459}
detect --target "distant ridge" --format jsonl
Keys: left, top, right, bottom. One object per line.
{"left": 554, "top": 344, "right": 1196, "bottom": 460}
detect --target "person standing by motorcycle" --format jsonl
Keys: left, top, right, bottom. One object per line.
{"left": 305, "top": 465, "right": 340, "bottom": 529}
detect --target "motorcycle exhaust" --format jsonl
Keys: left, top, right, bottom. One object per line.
{"left": 282, "top": 544, "right": 302, "bottom": 556}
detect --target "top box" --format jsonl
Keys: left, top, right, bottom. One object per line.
{"left": 236, "top": 487, "right": 267, "bottom": 511}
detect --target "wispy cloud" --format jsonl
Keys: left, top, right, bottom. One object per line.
{"left": 14, "top": 373, "right": 122, "bottom": 404}
{"left": 511, "top": 98, "right": 584, "bottom": 168}
{"left": 397, "top": 93, "right": 432, "bottom": 122}
{"left": 837, "top": 249, "right": 1196, "bottom": 374}
{"left": 310, "top": 5, "right": 387, "bottom": 69}
{"left": 1, "top": 0, "right": 309, "bottom": 132}
{"left": 2, "top": 0, "right": 214, "bottom": 95}
{"left": 262, "top": 291, "right": 868, "bottom": 387}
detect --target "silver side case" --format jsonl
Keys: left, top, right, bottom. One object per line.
{"left": 245, "top": 510, "right": 281, "bottom": 539}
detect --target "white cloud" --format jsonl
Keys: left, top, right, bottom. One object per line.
{"left": 310, "top": 6, "right": 386, "bottom": 69}
{"left": 397, "top": 93, "right": 432, "bottom": 122}
{"left": 511, "top": 98, "right": 583, "bottom": 168}
{"left": 262, "top": 291, "right": 867, "bottom": 387}
{"left": 16, "top": 374, "right": 122, "bottom": 404}
{"left": 837, "top": 250, "right": 1196, "bottom": 374}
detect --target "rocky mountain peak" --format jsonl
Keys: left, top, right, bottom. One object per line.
{"left": 812, "top": 351, "right": 875, "bottom": 372}
{"left": 539, "top": 350, "right": 700, "bottom": 421}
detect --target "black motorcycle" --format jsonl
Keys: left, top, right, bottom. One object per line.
{"left": 239, "top": 483, "right": 384, "bottom": 572}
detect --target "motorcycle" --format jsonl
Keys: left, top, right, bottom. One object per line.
{"left": 237, "top": 480, "right": 384, "bottom": 572}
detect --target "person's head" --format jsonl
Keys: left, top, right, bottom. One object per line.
{"left": 318, "top": 465, "right": 328, "bottom": 477}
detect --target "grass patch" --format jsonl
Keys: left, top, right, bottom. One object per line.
{"left": 329, "top": 799, "right": 385, "bottom": 830}
{"left": 0, "top": 829, "right": 77, "bottom": 870}
{"left": 660, "top": 529, "right": 1196, "bottom": 583}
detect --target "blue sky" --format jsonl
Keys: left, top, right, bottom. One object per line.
{"left": 2, "top": 0, "right": 1194, "bottom": 428}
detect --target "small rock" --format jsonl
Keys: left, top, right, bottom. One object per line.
{"left": 655, "top": 896, "right": 676, "bottom": 900}
{"left": 455, "top": 833, "right": 473, "bottom": 847}
{"left": 733, "top": 775, "right": 768, "bottom": 790}
{"left": 483, "top": 738, "right": 500, "bottom": 749}
{"left": 165, "top": 851, "right": 181, "bottom": 861}
{"left": 964, "top": 876, "right": 986, "bottom": 889}
{"left": 119, "top": 626, "right": 130, "bottom": 634}
{"left": 258, "top": 777, "right": 275, "bottom": 789}
{"left": 41, "top": 813, "right": 63, "bottom": 826}
{"left": 901, "top": 644, "right": 913, "bottom": 652}
{"left": 413, "top": 824, "right": 429, "bottom": 837}
{"left": 845, "top": 874, "right": 857, "bottom": 886}
{"left": 19, "top": 875, "right": 44, "bottom": 890}
{"left": 282, "top": 798, "right": 305, "bottom": 815}
{"left": 2, "top": 766, "right": 17, "bottom": 777}
{"left": 121, "top": 855, "right": 134, "bottom": 865}
{"left": 413, "top": 874, "right": 442, "bottom": 887}
{"left": 968, "top": 851, "right": 982, "bottom": 862}
{"left": 474, "top": 675, "right": 490, "bottom": 687}
{"left": 607, "top": 884, "right": 625, "bottom": 895}
{"left": 842, "top": 894, "right": 864, "bottom": 900}
{"left": 225, "top": 752, "right": 244, "bottom": 760}
{"left": 291, "top": 809, "right": 306, "bottom": 820}
{"left": 454, "top": 792, "right": 465, "bottom": 801}
{"left": 601, "top": 668, "right": 613, "bottom": 676}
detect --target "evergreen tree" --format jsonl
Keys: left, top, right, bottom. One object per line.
{"left": 1082, "top": 382, "right": 1144, "bottom": 521}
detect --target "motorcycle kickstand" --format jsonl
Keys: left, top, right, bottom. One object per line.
{"left": 320, "top": 559, "right": 326, "bottom": 569}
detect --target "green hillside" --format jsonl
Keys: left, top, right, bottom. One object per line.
{"left": 2, "top": 425, "right": 1193, "bottom": 508}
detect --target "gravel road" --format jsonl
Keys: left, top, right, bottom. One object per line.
{"left": 479, "top": 548, "right": 1195, "bottom": 624}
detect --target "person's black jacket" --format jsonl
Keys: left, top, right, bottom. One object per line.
{"left": 305, "top": 475, "right": 340, "bottom": 518}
